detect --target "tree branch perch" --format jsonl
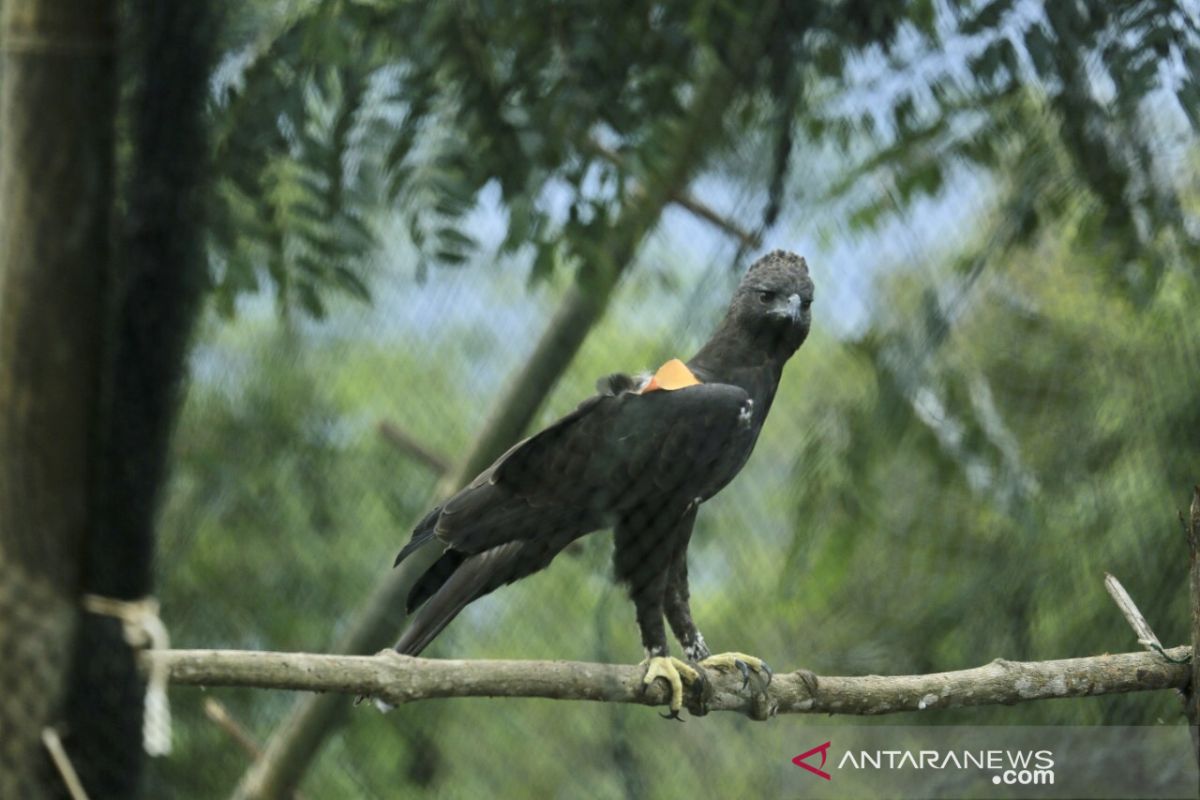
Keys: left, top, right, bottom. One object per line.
{"left": 147, "top": 646, "right": 1191, "bottom": 720}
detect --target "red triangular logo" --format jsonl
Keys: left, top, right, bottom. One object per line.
{"left": 792, "top": 741, "right": 832, "bottom": 781}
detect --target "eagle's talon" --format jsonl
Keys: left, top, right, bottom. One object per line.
{"left": 685, "top": 663, "right": 713, "bottom": 716}
{"left": 734, "top": 658, "right": 752, "bottom": 690}
{"left": 700, "top": 652, "right": 773, "bottom": 692}
{"left": 660, "top": 709, "right": 685, "bottom": 722}
{"left": 640, "top": 655, "right": 700, "bottom": 716}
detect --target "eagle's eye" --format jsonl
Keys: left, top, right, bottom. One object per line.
{"left": 757, "top": 290, "right": 776, "bottom": 304}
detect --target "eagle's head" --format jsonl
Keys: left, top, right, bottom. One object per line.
{"left": 728, "top": 250, "right": 814, "bottom": 355}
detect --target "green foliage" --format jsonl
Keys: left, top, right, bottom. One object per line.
{"left": 818, "top": 1, "right": 1200, "bottom": 297}
{"left": 208, "top": 1, "right": 1198, "bottom": 318}
{"left": 209, "top": 2, "right": 388, "bottom": 317}
{"left": 206, "top": 0, "right": 960, "bottom": 317}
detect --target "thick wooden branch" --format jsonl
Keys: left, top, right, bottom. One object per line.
{"left": 149, "top": 646, "right": 1192, "bottom": 719}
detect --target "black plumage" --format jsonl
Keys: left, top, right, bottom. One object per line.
{"left": 393, "top": 251, "right": 814, "bottom": 687}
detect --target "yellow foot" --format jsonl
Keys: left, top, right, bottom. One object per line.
{"left": 640, "top": 656, "right": 701, "bottom": 719}
{"left": 699, "top": 652, "right": 773, "bottom": 689}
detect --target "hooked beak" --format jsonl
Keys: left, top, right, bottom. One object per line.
{"left": 785, "top": 293, "right": 802, "bottom": 320}
{"left": 769, "top": 293, "right": 804, "bottom": 321}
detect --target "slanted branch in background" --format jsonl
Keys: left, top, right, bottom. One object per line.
{"left": 377, "top": 421, "right": 451, "bottom": 475}
{"left": 203, "top": 701, "right": 309, "bottom": 800}
{"left": 204, "top": 699, "right": 264, "bottom": 760}
{"left": 583, "top": 139, "right": 762, "bottom": 250}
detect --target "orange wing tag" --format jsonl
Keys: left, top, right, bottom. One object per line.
{"left": 640, "top": 358, "right": 701, "bottom": 393}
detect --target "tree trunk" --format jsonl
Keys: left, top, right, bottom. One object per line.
{"left": 0, "top": 1, "right": 116, "bottom": 797}
{"left": 55, "top": 2, "right": 217, "bottom": 796}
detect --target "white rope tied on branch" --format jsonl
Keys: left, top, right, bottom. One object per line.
{"left": 82, "top": 594, "right": 172, "bottom": 756}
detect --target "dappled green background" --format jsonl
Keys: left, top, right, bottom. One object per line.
{"left": 144, "top": 1, "right": 1199, "bottom": 797}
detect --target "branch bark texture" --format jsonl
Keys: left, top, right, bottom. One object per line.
{"left": 152, "top": 646, "right": 1192, "bottom": 719}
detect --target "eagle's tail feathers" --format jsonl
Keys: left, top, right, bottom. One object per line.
{"left": 394, "top": 528, "right": 437, "bottom": 567}
{"left": 394, "top": 543, "right": 521, "bottom": 656}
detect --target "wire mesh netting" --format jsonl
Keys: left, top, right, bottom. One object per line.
{"left": 149, "top": 186, "right": 1200, "bottom": 798}
{"left": 105, "top": 1, "right": 1200, "bottom": 798}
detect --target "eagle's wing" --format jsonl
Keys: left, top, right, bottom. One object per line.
{"left": 391, "top": 382, "right": 750, "bottom": 655}
{"left": 413, "top": 381, "right": 750, "bottom": 557}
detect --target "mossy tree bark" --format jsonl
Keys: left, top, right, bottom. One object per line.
{"left": 0, "top": 1, "right": 116, "bottom": 797}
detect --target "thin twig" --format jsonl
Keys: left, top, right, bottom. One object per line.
{"left": 670, "top": 192, "right": 762, "bottom": 250}
{"left": 146, "top": 645, "right": 1191, "bottom": 719}
{"left": 376, "top": 421, "right": 450, "bottom": 475}
{"left": 203, "top": 700, "right": 309, "bottom": 800}
{"left": 42, "top": 728, "right": 90, "bottom": 800}
{"left": 1104, "top": 572, "right": 1166, "bottom": 654}
{"left": 584, "top": 140, "right": 762, "bottom": 249}
{"left": 204, "top": 699, "right": 262, "bottom": 759}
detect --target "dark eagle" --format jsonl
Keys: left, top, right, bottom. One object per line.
{"left": 393, "top": 250, "right": 813, "bottom": 715}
